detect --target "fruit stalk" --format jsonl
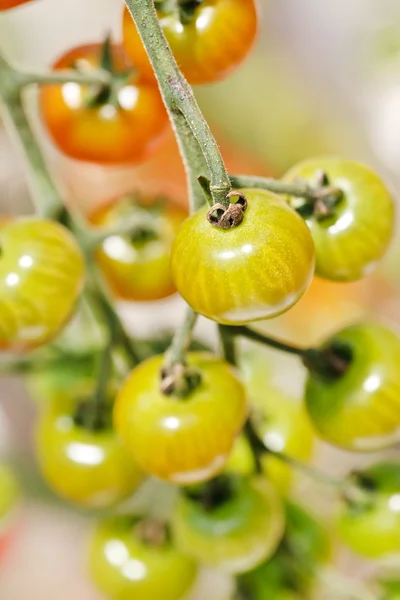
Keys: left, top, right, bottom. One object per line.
{"left": 124, "top": 0, "right": 232, "bottom": 210}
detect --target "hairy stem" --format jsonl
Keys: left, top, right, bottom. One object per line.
{"left": 124, "top": 0, "right": 231, "bottom": 209}
{"left": 229, "top": 174, "right": 318, "bottom": 200}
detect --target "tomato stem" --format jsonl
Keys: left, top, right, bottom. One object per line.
{"left": 124, "top": 0, "right": 232, "bottom": 211}
{"left": 164, "top": 307, "right": 198, "bottom": 368}
{"left": 266, "top": 449, "right": 344, "bottom": 490}
{"left": 17, "top": 68, "right": 112, "bottom": 88}
{"left": 222, "top": 325, "right": 308, "bottom": 357}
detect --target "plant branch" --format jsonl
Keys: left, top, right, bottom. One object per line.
{"left": 266, "top": 449, "right": 344, "bottom": 490}
{"left": 229, "top": 174, "right": 319, "bottom": 201}
{"left": 18, "top": 69, "right": 111, "bottom": 87}
{"left": 163, "top": 307, "right": 198, "bottom": 368}
{"left": 222, "top": 325, "right": 309, "bottom": 357}
{"left": 124, "top": 0, "right": 231, "bottom": 209}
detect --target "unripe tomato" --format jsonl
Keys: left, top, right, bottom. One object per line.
{"left": 39, "top": 44, "right": 168, "bottom": 165}
{"left": 114, "top": 353, "right": 247, "bottom": 484}
{"left": 306, "top": 322, "right": 400, "bottom": 452}
{"left": 284, "top": 158, "right": 395, "bottom": 282}
{"left": 90, "top": 196, "right": 187, "bottom": 301}
{"left": 339, "top": 462, "right": 400, "bottom": 559}
{"left": 35, "top": 398, "right": 143, "bottom": 508}
{"left": 122, "top": 0, "right": 258, "bottom": 85}
{"left": 226, "top": 434, "right": 255, "bottom": 476}
{"left": 88, "top": 516, "right": 197, "bottom": 600}
{"left": 251, "top": 387, "right": 314, "bottom": 493}
{"left": 172, "top": 476, "right": 284, "bottom": 573}
{"left": 0, "top": 218, "right": 85, "bottom": 352}
{"left": 171, "top": 189, "right": 315, "bottom": 325}
{"left": 0, "top": 0, "right": 32, "bottom": 9}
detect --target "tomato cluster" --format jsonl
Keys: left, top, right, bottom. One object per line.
{"left": 1, "top": 0, "right": 400, "bottom": 599}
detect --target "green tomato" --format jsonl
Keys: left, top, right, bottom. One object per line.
{"left": 88, "top": 516, "right": 197, "bottom": 600}
{"left": 226, "top": 435, "right": 256, "bottom": 477}
{"left": 306, "top": 322, "right": 400, "bottom": 451}
{"left": 35, "top": 397, "right": 142, "bottom": 508}
{"left": 339, "top": 462, "right": 400, "bottom": 559}
{"left": 172, "top": 476, "right": 284, "bottom": 573}
{"left": 284, "top": 158, "right": 395, "bottom": 281}
{"left": 0, "top": 463, "right": 19, "bottom": 523}
{"left": 171, "top": 189, "right": 315, "bottom": 325}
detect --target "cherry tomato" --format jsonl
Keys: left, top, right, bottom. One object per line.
{"left": 172, "top": 476, "right": 284, "bottom": 573}
{"left": 226, "top": 434, "right": 256, "bottom": 477}
{"left": 306, "top": 322, "right": 400, "bottom": 452}
{"left": 171, "top": 189, "right": 315, "bottom": 325}
{"left": 339, "top": 462, "right": 400, "bottom": 559}
{"left": 35, "top": 397, "right": 143, "bottom": 508}
{"left": 39, "top": 44, "right": 168, "bottom": 165}
{"left": 0, "top": 218, "right": 85, "bottom": 352}
{"left": 122, "top": 0, "right": 258, "bottom": 85}
{"left": 0, "top": 0, "right": 32, "bottom": 9}
{"left": 114, "top": 353, "right": 247, "bottom": 484}
{"left": 88, "top": 516, "right": 197, "bottom": 600}
{"left": 90, "top": 196, "right": 187, "bottom": 301}
{"left": 284, "top": 159, "right": 395, "bottom": 282}
{"left": 250, "top": 387, "right": 314, "bottom": 493}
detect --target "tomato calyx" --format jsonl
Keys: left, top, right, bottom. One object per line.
{"left": 291, "top": 170, "right": 344, "bottom": 222}
{"left": 73, "top": 397, "right": 112, "bottom": 432}
{"left": 303, "top": 340, "right": 352, "bottom": 381}
{"left": 160, "top": 361, "right": 202, "bottom": 398}
{"left": 341, "top": 471, "right": 377, "bottom": 515}
{"left": 184, "top": 474, "right": 236, "bottom": 512}
{"left": 207, "top": 191, "right": 248, "bottom": 230}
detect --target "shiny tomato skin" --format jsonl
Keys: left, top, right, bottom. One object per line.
{"left": 88, "top": 516, "right": 197, "bottom": 600}
{"left": 0, "top": 0, "right": 32, "bottom": 8}
{"left": 114, "top": 353, "right": 248, "bottom": 485}
{"left": 284, "top": 158, "right": 395, "bottom": 282}
{"left": 90, "top": 196, "right": 187, "bottom": 301}
{"left": 338, "top": 462, "right": 400, "bottom": 559}
{"left": 306, "top": 323, "right": 400, "bottom": 452}
{"left": 0, "top": 218, "right": 85, "bottom": 352}
{"left": 171, "top": 189, "right": 315, "bottom": 325}
{"left": 172, "top": 477, "right": 284, "bottom": 573}
{"left": 122, "top": 0, "right": 258, "bottom": 85}
{"left": 39, "top": 44, "right": 168, "bottom": 165}
{"left": 35, "top": 398, "right": 143, "bottom": 508}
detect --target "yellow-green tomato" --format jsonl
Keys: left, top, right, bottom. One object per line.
{"left": 171, "top": 189, "right": 315, "bottom": 325}
{"left": 114, "top": 353, "right": 248, "bottom": 485}
{"left": 35, "top": 398, "right": 142, "bottom": 508}
{"left": 88, "top": 517, "right": 197, "bottom": 600}
{"left": 284, "top": 158, "right": 395, "bottom": 282}
{"left": 0, "top": 218, "right": 85, "bottom": 352}
{"left": 251, "top": 388, "right": 314, "bottom": 493}
{"left": 306, "top": 323, "right": 400, "bottom": 452}
{"left": 226, "top": 434, "right": 256, "bottom": 477}
{"left": 172, "top": 477, "right": 284, "bottom": 573}
{"left": 339, "top": 462, "right": 400, "bottom": 559}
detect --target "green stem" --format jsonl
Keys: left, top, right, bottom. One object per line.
{"left": 124, "top": 0, "right": 231, "bottom": 209}
{"left": 218, "top": 324, "right": 238, "bottom": 366}
{"left": 222, "top": 325, "right": 308, "bottom": 358}
{"left": 164, "top": 307, "right": 198, "bottom": 367}
{"left": 229, "top": 174, "right": 318, "bottom": 201}
{"left": 18, "top": 69, "right": 111, "bottom": 87}
{"left": 267, "top": 449, "right": 344, "bottom": 490}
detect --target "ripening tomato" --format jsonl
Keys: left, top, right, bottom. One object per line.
{"left": 39, "top": 44, "right": 168, "bottom": 165}
{"left": 90, "top": 196, "right": 186, "bottom": 301}
{"left": 114, "top": 353, "right": 247, "bottom": 484}
{"left": 171, "top": 189, "right": 315, "bottom": 325}
{"left": 283, "top": 159, "right": 395, "bottom": 282}
{"left": 35, "top": 397, "right": 143, "bottom": 508}
{"left": 122, "top": 0, "right": 258, "bottom": 85}
{"left": 251, "top": 387, "right": 315, "bottom": 493}
{"left": 339, "top": 462, "right": 400, "bottom": 559}
{"left": 173, "top": 476, "right": 284, "bottom": 573}
{"left": 0, "top": 0, "right": 32, "bottom": 9}
{"left": 306, "top": 322, "right": 400, "bottom": 452}
{"left": 88, "top": 516, "right": 197, "bottom": 600}
{"left": 0, "top": 218, "right": 85, "bottom": 352}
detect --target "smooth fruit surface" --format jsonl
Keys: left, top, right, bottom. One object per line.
{"left": 250, "top": 387, "right": 314, "bottom": 493}
{"left": 0, "top": 218, "right": 85, "bottom": 351}
{"left": 114, "top": 353, "right": 247, "bottom": 484}
{"left": 284, "top": 158, "right": 395, "bottom": 281}
{"left": 122, "top": 0, "right": 258, "bottom": 85}
{"left": 35, "top": 398, "right": 142, "bottom": 508}
{"left": 39, "top": 44, "right": 167, "bottom": 165}
{"left": 173, "top": 477, "right": 284, "bottom": 573}
{"left": 171, "top": 189, "right": 315, "bottom": 325}
{"left": 90, "top": 196, "right": 186, "bottom": 301}
{"left": 88, "top": 516, "right": 197, "bottom": 600}
{"left": 306, "top": 322, "right": 400, "bottom": 452}
{"left": 339, "top": 462, "right": 400, "bottom": 559}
